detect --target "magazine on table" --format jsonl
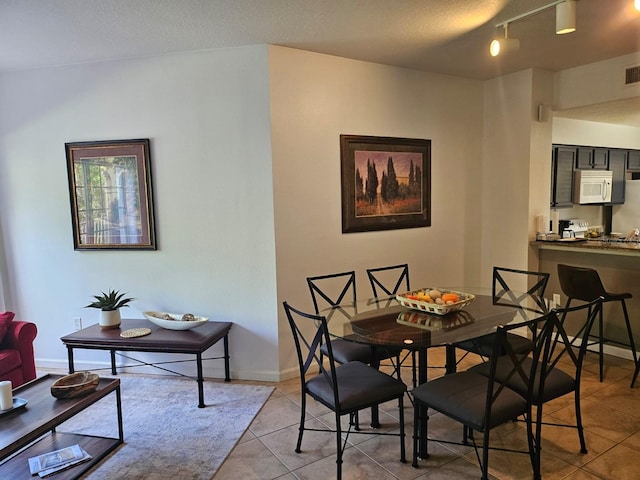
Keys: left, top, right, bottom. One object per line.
{"left": 28, "top": 444, "right": 92, "bottom": 477}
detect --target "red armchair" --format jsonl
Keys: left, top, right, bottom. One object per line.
{"left": 0, "top": 320, "right": 38, "bottom": 388}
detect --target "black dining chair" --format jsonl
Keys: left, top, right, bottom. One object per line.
{"left": 411, "top": 306, "right": 552, "bottom": 479}
{"left": 453, "top": 267, "right": 550, "bottom": 364}
{"left": 557, "top": 263, "right": 638, "bottom": 385}
{"left": 283, "top": 302, "right": 406, "bottom": 480}
{"left": 366, "top": 263, "right": 417, "bottom": 386}
{"left": 468, "top": 296, "right": 603, "bottom": 472}
{"left": 307, "top": 271, "right": 402, "bottom": 371}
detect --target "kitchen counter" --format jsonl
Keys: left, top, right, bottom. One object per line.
{"left": 533, "top": 239, "right": 640, "bottom": 359}
{"left": 532, "top": 239, "right": 640, "bottom": 256}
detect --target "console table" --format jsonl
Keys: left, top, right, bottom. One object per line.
{"left": 60, "top": 319, "right": 232, "bottom": 408}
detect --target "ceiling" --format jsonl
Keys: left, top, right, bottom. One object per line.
{"left": 1, "top": 0, "right": 639, "bottom": 125}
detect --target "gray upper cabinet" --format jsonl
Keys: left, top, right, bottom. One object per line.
{"left": 552, "top": 144, "right": 640, "bottom": 207}
{"left": 628, "top": 150, "right": 640, "bottom": 171}
{"left": 551, "top": 146, "right": 575, "bottom": 207}
{"left": 607, "top": 149, "right": 626, "bottom": 205}
{"left": 576, "top": 147, "right": 608, "bottom": 169}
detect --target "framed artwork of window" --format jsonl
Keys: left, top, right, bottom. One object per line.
{"left": 65, "top": 139, "right": 157, "bottom": 250}
{"left": 340, "top": 134, "right": 431, "bottom": 233}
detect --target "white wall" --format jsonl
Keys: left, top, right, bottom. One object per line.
{"left": 481, "top": 69, "right": 554, "bottom": 278}
{"left": 2, "top": 41, "right": 633, "bottom": 381}
{"left": 554, "top": 52, "right": 640, "bottom": 109}
{"left": 268, "top": 46, "right": 484, "bottom": 376}
{"left": 0, "top": 46, "right": 280, "bottom": 380}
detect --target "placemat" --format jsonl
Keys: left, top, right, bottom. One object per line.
{"left": 120, "top": 327, "right": 151, "bottom": 338}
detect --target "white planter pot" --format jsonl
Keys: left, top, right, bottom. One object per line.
{"left": 99, "top": 309, "right": 121, "bottom": 330}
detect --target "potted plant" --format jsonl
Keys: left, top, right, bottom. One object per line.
{"left": 85, "top": 289, "right": 134, "bottom": 329}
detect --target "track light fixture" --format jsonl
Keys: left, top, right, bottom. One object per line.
{"left": 490, "top": 0, "right": 577, "bottom": 56}
{"left": 556, "top": 0, "right": 576, "bottom": 34}
{"left": 489, "top": 24, "right": 520, "bottom": 57}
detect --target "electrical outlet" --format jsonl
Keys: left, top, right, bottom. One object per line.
{"left": 73, "top": 317, "right": 82, "bottom": 330}
{"left": 552, "top": 294, "right": 561, "bottom": 308}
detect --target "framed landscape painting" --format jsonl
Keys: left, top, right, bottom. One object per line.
{"left": 340, "top": 134, "right": 431, "bottom": 233}
{"left": 65, "top": 139, "right": 156, "bottom": 250}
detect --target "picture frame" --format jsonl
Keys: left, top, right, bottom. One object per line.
{"left": 340, "top": 134, "right": 431, "bottom": 233}
{"left": 65, "top": 139, "right": 157, "bottom": 250}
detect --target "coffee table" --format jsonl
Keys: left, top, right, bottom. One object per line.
{"left": 60, "top": 319, "right": 232, "bottom": 408}
{"left": 0, "top": 374, "right": 122, "bottom": 480}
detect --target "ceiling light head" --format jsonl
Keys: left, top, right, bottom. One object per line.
{"left": 490, "top": 24, "right": 520, "bottom": 57}
{"left": 556, "top": 0, "right": 576, "bottom": 34}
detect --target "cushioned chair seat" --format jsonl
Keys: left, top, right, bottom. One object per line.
{"left": 307, "top": 361, "right": 407, "bottom": 411}
{"left": 469, "top": 357, "right": 576, "bottom": 403}
{"left": 320, "top": 338, "right": 404, "bottom": 365}
{"left": 412, "top": 371, "right": 527, "bottom": 432}
{"left": 456, "top": 332, "right": 533, "bottom": 358}
{"left": 0, "top": 349, "right": 22, "bottom": 376}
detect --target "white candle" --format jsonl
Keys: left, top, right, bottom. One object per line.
{"left": 0, "top": 380, "right": 12, "bottom": 410}
{"left": 551, "top": 210, "right": 559, "bottom": 234}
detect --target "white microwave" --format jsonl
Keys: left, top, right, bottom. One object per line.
{"left": 573, "top": 170, "right": 612, "bottom": 204}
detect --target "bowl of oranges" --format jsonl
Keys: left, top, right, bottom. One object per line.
{"left": 396, "top": 288, "right": 475, "bottom": 315}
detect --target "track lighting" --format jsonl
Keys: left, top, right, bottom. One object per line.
{"left": 556, "top": 0, "right": 576, "bottom": 34}
{"left": 490, "top": 0, "right": 577, "bottom": 56}
{"left": 489, "top": 24, "right": 520, "bottom": 57}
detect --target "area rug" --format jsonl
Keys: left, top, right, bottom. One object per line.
{"left": 59, "top": 375, "right": 273, "bottom": 480}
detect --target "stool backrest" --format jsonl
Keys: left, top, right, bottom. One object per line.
{"left": 557, "top": 264, "right": 606, "bottom": 302}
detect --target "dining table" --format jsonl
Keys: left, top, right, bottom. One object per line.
{"left": 321, "top": 286, "right": 548, "bottom": 459}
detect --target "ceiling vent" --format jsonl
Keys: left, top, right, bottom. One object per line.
{"left": 626, "top": 65, "right": 640, "bottom": 85}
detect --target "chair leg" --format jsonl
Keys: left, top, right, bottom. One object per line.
{"left": 633, "top": 361, "right": 640, "bottom": 389}
{"left": 527, "top": 405, "right": 542, "bottom": 480}
{"left": 352, "top": 410, "right": 360, "bottom": 431}
{"left": 412, "top": 399, "right": 420, "bottom": 468}
{"left": 335, "top": 411, "right": 343, "bottom": 480}
{"left": 481, "top": 429, "right": 490, "bottom": 480}
{"left": 598, "top": 306, "right": 604, "bottom": 382}
{"left": 574, "top": 391, "right": 588, "bottom": 454}
{"left": 295, "top": 394, "right": 306, "bottom": 453}
{"left": 398, "top": 395, "right": 406, "bottom": 463}
{"left": 620, "top": 300, "right": 640, "bottom": 388}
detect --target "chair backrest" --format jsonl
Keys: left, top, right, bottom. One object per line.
{"left": 283, "top": 301, "right": 340, "bottom": 404}
{"left": 469, "top": 311, "right": 548, "bottom": 432}
{"left": 307, "top": 271, "right": 356, "bottom": 314}
{"left": 557, "top": 264, "right": 606, "bottom": 302}
{"left": 366, "top": 264, "right": 410, "bottom": 298}
{"left": 492, "top": 266, "right": 549, "bottom": 314}
{"left": 491, "top": 296, "right": 602, "bottom": 404}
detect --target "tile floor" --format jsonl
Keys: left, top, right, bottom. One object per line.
{"left": 214, "top": 347, "right": 640, "bottom": 480}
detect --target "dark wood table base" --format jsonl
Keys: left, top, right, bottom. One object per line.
{"left": 61, "top": 319, "right": 232, "bottom": 408}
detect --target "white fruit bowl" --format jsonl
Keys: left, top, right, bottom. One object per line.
{"left": 143, "top": 311, "right": 208, "bottom": 330}
{"left": 396, "top": 288, "right": 475, "bottom": 315}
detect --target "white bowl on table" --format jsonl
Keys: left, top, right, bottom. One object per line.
{"left": 143, "top": 311, "right": 208, "bottom": 330}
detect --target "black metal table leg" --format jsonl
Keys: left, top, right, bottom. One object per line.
{"left": 223, "top": 334, "right": 231, "bottom": 382}
{"left": 67, "top": 347, "right": 75, "bottom": 374}
{"left": 110, "top": 350, "right": 117, "bottom": 375}
{"left": 196, "top": 352, "right": 205, "bottom": 408}
{"left": 445, "top": 345, "right": 457, "bottom": 375}
{"left": 116, "top": 385, "right": 124, "bottom": 442}
{"left": 418, "top": 347, "right": 428, "bottom": 459}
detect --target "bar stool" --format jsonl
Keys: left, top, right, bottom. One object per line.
{"left": 557, "top": 264, "right": 639, "bottom": 386}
